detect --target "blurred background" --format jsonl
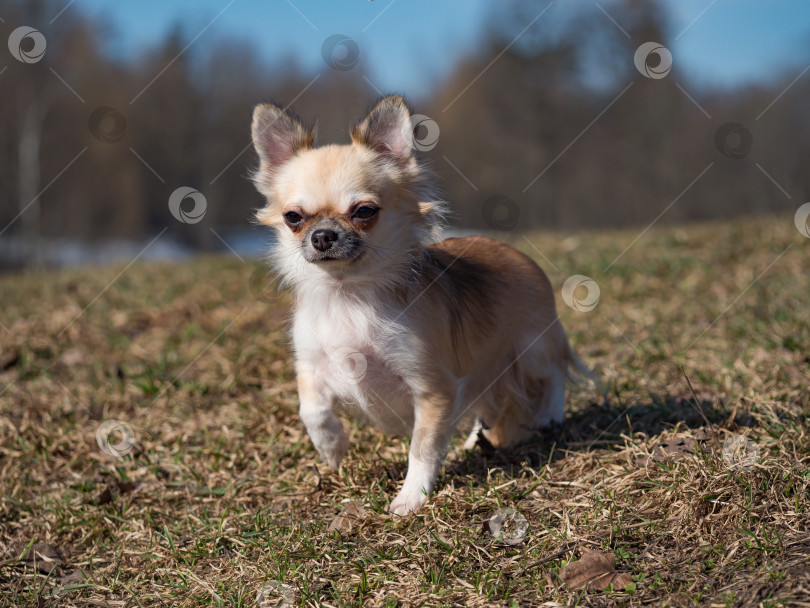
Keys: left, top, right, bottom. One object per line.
{"left": 1, "top": 0, "right": 808, "bottom": 271}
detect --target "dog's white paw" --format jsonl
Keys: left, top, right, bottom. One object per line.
{"left": 389, "top": 488, "right": 427, "bottom": 516}
{"left": 463, "top": 418, "right": 484, "bottom": 451}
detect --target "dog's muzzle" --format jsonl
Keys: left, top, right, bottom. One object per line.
{"left": 304, "top": 220, "right": 363, "bottom": 263}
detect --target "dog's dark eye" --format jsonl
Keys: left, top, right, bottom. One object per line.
{"left": 283, "top": 211, "right": 303, "bottom": 226}
{"left": 353, "top": 206, "right": 378, "bottom": 220}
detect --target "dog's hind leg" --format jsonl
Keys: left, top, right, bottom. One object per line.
{"left": 481, "top": 398, "right": 535, "bottom": 448}
{"left": 480, "top": 363, "right": 567, "bottom": 448}
{"left": 532, "top": 364, "right": 566, "bottom": 428}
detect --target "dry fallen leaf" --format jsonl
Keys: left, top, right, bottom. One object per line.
{"left": 637, "top": 428, "right": 717, "bottom": 466}
{"left": 20, "top": 542, "right": 64, "bottom": 574}
{"left": 559, "top": 549, "right": 633, "bottom": 591}
{"left": 60, "top": 568, "right": 88, "bottom": 585}
{"left": 91, "top": 479, "right": 137, "bottom": 505}
{"left": 327, "top": 501, "right": 365, "bottom": 533}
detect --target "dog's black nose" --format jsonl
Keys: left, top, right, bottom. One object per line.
{"left": 311, "top": 229, "right": 338, "bottom": 252}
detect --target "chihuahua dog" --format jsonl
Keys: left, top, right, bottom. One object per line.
{"left": 251, "top": 95, "right": 591, "bottom": 515}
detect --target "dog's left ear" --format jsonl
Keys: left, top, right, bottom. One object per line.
{"left": 351, "top": 95, "right": 414, "bottom": 164}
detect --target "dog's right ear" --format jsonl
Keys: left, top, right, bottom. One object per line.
{"left": 251, "top": 103, "right": 315, "bottom": 171}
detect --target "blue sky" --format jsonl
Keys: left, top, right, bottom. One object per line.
{"left": 69, "top": 0, "right": 810, "bottom": 96}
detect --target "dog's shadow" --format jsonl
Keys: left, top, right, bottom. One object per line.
{"left": 443, "top": 393, "right": 754, "bottom": 483}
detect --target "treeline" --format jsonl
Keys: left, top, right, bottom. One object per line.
{"left": 428, "top": 3, "right": 810, "bottom": 230}
{"left": 0, "top": 0, "right": 373, "bottom": 256}
{"left": 1, "top": 0, "right": 808, "bottom": 261}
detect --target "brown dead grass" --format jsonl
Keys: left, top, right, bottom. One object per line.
{"left": 0, "top": 215, "right": 809, "bottom": 607}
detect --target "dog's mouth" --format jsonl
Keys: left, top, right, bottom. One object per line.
{"left": 307, "top": 244, "right": 365, "bottom": 265}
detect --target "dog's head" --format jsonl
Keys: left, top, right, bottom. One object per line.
{"left": 251, "top": 95, "right": 444, "bottom": 287}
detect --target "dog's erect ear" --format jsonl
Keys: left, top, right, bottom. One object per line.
{"left": 251, "top": 103, "right": 315, "bottom": 170}
{"left": 351, "top": 95, "right": 413, "bottom": 163}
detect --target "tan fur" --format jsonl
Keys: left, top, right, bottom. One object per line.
{"left": 250, "top": 95, "right": 592, "bottom": 515}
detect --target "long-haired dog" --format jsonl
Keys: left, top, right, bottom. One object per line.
{"left": 251, "top": 95, "right": 592, "bottom": 515}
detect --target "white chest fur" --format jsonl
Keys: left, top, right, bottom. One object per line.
{"left": 291, "top": 286, "right": 417, "bottom": 434}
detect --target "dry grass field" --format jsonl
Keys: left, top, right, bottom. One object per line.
{"left": 1, "top": 215, "right": 808, "bottom": 607}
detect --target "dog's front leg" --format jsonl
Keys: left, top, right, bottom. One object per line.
{"left": 297, "top": 368, "right": 348, "bottom": 469}
{"left": 389, "top": 391, "right": 455, "bottom": 516}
